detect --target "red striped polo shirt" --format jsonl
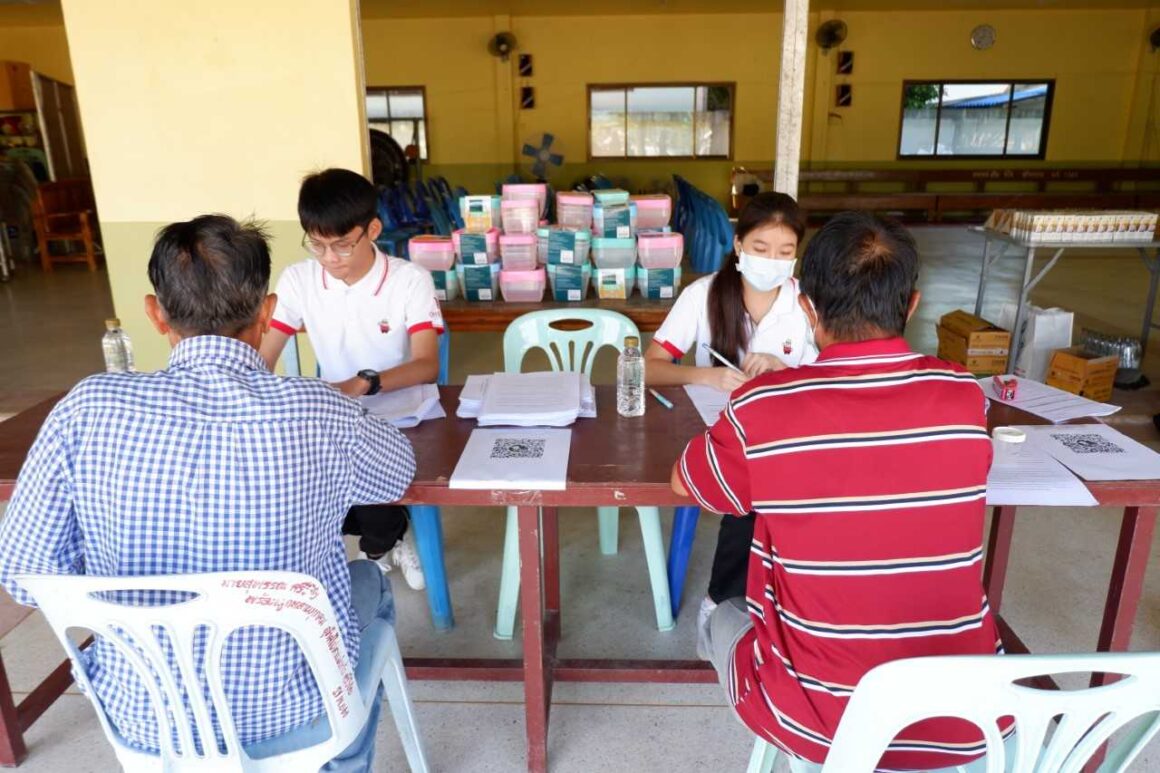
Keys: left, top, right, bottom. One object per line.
{"left": 679, "top": 337, "right": 1007, "bottom": 770}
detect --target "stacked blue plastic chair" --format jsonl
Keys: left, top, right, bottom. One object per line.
{"left": 667, "top": 175, "right": 733, "bottom": 618}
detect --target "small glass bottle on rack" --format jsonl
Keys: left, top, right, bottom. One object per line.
{"left": 101, "top": 318, "right": 135, "bottom": 373}
{"left": 617, "top": 335, "right": 645, "bottom": 417}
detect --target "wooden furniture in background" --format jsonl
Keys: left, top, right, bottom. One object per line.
{"left": 731, "top": 167, "right": 1160, "bottom": 222}
{"left": 0, "top": 63, "right": 34, "bottom": 112}
{"left": 32, "top": 178, "right": 99, "bottom": 272}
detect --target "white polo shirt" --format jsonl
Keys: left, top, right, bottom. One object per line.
{"left": 270, "top": 247, "right": 445, "bottom": 383}
{"left": 653, "top": 274, "right": 818, "bottom": 367}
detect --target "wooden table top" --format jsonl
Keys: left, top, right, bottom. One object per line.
{"left": 4, "top": 387, "right": 1159, "bottom": 508}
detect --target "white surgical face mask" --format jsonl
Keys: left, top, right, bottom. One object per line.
{"left": 737, "top": 251, "right": 795, "bottom": 292}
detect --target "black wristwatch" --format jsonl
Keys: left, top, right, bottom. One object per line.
{"left": 357, "top": 369, "right": 381, "bottom": 396}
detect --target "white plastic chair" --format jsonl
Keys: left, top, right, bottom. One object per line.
{"left": 493, "top": 308, "right": 674, "bottom": 639}
{"left": 16, "top": 571, "right": 430, "bottom": 772}
{"left": 748, "top": 652, "right": 1160, "bottom": 772}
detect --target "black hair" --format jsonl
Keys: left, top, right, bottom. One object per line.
{"left": 147, "top": 214, "right": 271, "bottom": 337}
{"left": 707, "top": 192, "right": 806, "bottom": 367}
{"left": 298, "top": 168, "right": 378, "bottom": 238}
{"left": 799, "top": 211, "right": 919, "bottom": 341}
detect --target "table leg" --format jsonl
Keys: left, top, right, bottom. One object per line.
{"left": 542, "top": 508, "right": 561, "bottom": 621}
{"left": 983, "top": 506, "right": 1017, "bottom": 615}
{"left": 517, "top": 505, "right": 550, "bottom": 773}
{"left": 1082, "top": 507, "right": 1158, "bottom": 772}
{"left": 1006, "top": 248, "right": 1036, "bottom": 374}
{"left": 1091, "top": 507, "right": 1156, "bottom": 670}
{"left": 1138, "top": 248, "right": 1160, "bottom": 359}
{"left": 975, "top": 235, "right": 993, "bottom": 317}
{"left": 0, "top": 652, "right": 27, "bottom": 767}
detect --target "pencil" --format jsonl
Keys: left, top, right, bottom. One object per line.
{"left": 701, "top": 343, "right": 744, "bottom": 374}
{"left": 648, "top": 388, "right": 674, "bottom": 409}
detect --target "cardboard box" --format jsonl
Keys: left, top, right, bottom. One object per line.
{"left": 936, "top": 310, "right": 1011, "bottom": 375}
{"left": 1046, "top": 346, "right": 1119, "bottom": 402}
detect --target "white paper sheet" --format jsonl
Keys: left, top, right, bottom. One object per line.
{"left": 1017, "top": 423, "right": 1160, "bottom": 481}
{"left": 449, "top": 428, "right": 572, "bottom": 490}
{"left": 978, "top": 376, "right": 1120, "bottom": 424}
{"left": 684, "top": 384, "right": 731, "bottom": 426}
{"left": 360, "top": 384, "right": 444, "bottom": 428}
{"left": 458, "top": 373, "right": 596, "bottom": 420}
{"left": 986, "top": 442, "right": 1097, "bottom": 506}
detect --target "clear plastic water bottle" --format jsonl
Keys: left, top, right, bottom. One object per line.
{"left": 617, "top": 335, "right": 645, "bottom": 417}
{"left": 102, "top": 318, "right": 135, "bottom": 373}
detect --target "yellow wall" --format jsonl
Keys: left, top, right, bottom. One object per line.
{"left": 0, "top": 25, "right": 73, "bottom": 83}
{"left": 61, "top": 0, "right": 367, "bottom": 370}
{"left": 364, "top": 7, "right": 1158, "bottom": 200}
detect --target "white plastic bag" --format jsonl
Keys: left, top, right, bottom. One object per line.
{"left": 998, "top": 303, "right": 1074, "bottom": 382}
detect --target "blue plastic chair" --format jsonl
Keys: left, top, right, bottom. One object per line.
{"left": 280, "top": 327, "right": 456, "bottom": 631}
{"left": 493, "top": 309, "right": 675, "bottom": 639}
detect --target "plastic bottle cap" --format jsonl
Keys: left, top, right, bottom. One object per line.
{"left": 624, "top": 336, "right": 640, "bottom": 348}
{"left": 992, "top": 426, "right": 1026, "bottom": 444}
{"left": 105, "top": 318, "right": 121, "bottom": 330}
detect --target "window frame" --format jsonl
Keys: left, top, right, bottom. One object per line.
{"left": 366, "top": 84, "right": 430, "bottom": 161}
{"left": 586, "top": 82, "right": 736, "bottom": 161}
{"left": 896, "top": 78, "right": 1055, "bottom": 161}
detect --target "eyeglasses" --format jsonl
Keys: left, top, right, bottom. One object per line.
{"left": 303, "top": 227, "right": 368, "bottom": 259}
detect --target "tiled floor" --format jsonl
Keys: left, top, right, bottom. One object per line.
{"left": 1, "top": 227, "right": 1159, "bottom": 771}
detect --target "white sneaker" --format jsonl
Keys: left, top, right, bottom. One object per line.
{"left": 389, "top": 535, "right": 426, "bottom": 591}
{"left": 357, "top": 550, "right": 392, "bottom": 575}
{"left": 696, "top": 596, "right": 717, "bottom": 662}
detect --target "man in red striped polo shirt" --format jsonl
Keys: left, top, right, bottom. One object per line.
{"left": 674, "top": 212, "right": 1004, "bottom": 770}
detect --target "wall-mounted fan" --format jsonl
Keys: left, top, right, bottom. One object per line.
{"left": 816, "top": 19, "right": 848, "bottom": 52}
{"left": 521, "top": 133, "right": 564, "bottom": 179}
{"left": 488, "top": 32, "right": 518, "bottom": 62}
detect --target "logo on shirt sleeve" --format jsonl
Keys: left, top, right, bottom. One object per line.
{"left": 379, "top": 320, "right": 391, "bottom": 334}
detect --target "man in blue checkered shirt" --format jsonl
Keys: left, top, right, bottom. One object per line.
{"left": 0, "top": 215, "right": 415, "bottom": 768}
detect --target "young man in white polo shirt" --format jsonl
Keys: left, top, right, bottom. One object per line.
{"left": 260, "top": 168, "right": 443, "bottom": 589}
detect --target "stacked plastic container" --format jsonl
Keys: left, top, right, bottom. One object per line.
{"left": 499, "top": 183, "right": 549, "bottom": 302}
{"left": 633, "top": 196, "right": 681, "bottom": 299}
{"left": 408, "top": 235, "right": 459, "bottom": 301}
{"left": 556, "top": 191, "right": 594, "bottom": 230}
{"left": 452, "top": 227, "right": 500, "bottom": 301}
{"left": 447, "top": 185, "right": 680, "bottom": 303}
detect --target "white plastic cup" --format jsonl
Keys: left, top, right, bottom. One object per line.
{"left": 991, "top": 426, "right": 1026, "bottom": 465}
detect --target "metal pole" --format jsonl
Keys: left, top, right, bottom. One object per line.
{"left": 774, "top": 0, "right": 810, "bottom": 197}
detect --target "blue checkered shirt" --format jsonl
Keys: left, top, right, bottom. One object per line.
{"left": 0, "top": 335, "right": 415, "bottom": 751}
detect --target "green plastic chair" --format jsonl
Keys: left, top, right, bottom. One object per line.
{"left": 494, "top": 308, "right": 675, "bottom": 639}
{"left": 745, "top": 652, "right": 1160, "bottom": 772}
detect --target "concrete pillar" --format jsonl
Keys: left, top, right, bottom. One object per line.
{"left": 774, "top": 0, "right": 810, "bottom": 197}
{"left": 61, "top": 0, "right": 368, "bottom": 370}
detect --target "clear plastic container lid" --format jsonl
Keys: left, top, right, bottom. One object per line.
{"left": 499, "top": 233, "right": 537, "bottom": 247}
{"left": 637, "top": 233, "right": 683, "bottom": 250}
{"left": 557, "top": 191, "right": 594, "bottom": 206}
{"left": 452, "top": 227, "right": 500, "bottom": 246}
{"left": 630, "top": 194, "right": 672, "bottom": 210}
{"left": 409, "top": 236, "right": 455, "bottom": 253}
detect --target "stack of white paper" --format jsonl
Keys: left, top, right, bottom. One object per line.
{"left": 1018, "top": 423, "right": 1160, "bottom": 481}
{"left": 978, "top": 376, "right": 1120, "bottom": 424}
{"left": 684, "top": 384, "right": 731, "bottom": 426}
{"left": 360, "top": 383, "right": 445, "bottom": 429}
{"left": 458, "top": 372, "right": 596, "bottom": 423}
{"left": 986, "top": 442, "right": 1097, "bottom": 506}
{"left": 449, "top": 428, "right": 572, "bottom": 490}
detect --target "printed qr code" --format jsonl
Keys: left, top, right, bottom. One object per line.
{"left": 490, "top": 438, "right": 546, "bottom": 460}
{"left": 1051, "top": 433, "right": 1125, "bottom": 455}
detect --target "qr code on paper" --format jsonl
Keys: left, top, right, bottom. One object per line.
{"left": 1051, "top": 433, "right": 1125, "bottom": 455}
{"left": 490, "top": 438, "right": 546, "bottom": 460}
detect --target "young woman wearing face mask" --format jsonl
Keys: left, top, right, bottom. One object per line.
{"left": 646, "top": 192, "right": 815, "bottom": 389}
{"left": 644, "top": 192, "right": 815, "bottom": 654}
